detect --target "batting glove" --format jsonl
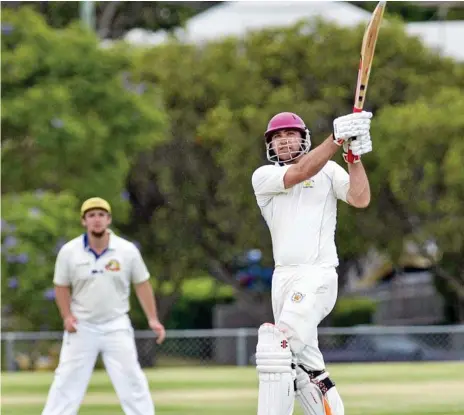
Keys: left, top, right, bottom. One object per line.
{"left": 333, "top": 111, "right": 372, "bottom": 146}
{"left": 343, "top": 133, "right": 372, "bottom": 164}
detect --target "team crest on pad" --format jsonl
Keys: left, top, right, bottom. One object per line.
{"left": 291, "top": 292, "right": 305, "bottom": 303}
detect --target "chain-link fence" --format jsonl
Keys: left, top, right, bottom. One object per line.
{"left": 2, "top": 325, "right": 463, "bottom": 372}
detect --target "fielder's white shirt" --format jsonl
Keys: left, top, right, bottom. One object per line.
{"left": 252, "top": 161, "right": 350, "bottom": 267}
{"left": 54, "top": 231, "right": 150, "bottom": 324}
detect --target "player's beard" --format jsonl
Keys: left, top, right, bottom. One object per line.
{"left": 90, "top": 230, "right": 106, "bottom": 238}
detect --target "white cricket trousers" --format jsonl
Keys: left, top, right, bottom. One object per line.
{"left": 42, "top": 315, "right": 154, "bottom": 415}
{"left": 272, "top": 265, "right": 345, "bottom": 415}
{"left": 272, "top": 265, "right": 338, "bottom": 370}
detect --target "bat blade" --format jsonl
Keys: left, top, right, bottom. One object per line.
{"left": 353, "top": 1, "right": 386, "bottom": 112}
{"left": 346, "top": 1, "right": 386, "bottom": 164}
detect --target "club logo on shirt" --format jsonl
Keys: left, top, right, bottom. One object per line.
{"left": 302, "top": 179, "right": 315, "bottom": 188}
{"left": 291, "top": 292, "right": 305, "bottom": 303}
{"left": 105, "top": 259, "right": 121, "bottom": 272}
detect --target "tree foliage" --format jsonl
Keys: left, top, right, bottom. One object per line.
{"left": 1, "top": 192, "right": 82, "bottom": 330}
{"left": 1, "top": 7, "right": 166, "bottom": 217}
{"left": 369, "top": 87, "right": 464, "bottom": 319}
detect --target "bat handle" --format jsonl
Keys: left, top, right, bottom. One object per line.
{"left": 346, "top": 106, "right": 363, "bottom": 163}
{"left": 350, "top": 105, "right": 363, "bottom": 139}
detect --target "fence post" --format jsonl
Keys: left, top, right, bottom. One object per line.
{"left": 236, "top": 328, "right": 248, "bottom": 366}
{"left": 5, "top": 332, "right": 17, "bottom": 372}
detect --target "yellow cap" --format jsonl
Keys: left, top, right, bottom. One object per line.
{"left": 80, "top": 197, "right": 112, "bottom": 217}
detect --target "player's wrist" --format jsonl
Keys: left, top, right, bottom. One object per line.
{"left": 343, "top": 152, "right": 361, "bottom": 164}
{"left": 333, "top": 136, "right": 345, "bottom": 147}
{"left": 328, "top": 134, "right": 344, "bottom": 148}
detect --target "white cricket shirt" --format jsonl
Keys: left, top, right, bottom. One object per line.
{"left": 252, "top": 161, "right": 350, "bottom": 267}
{"left": 54, "top": 231, "right": 150, "bottom": 324}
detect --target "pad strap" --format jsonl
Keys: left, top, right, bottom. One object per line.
{"left": 298, "top": 365, "right": 335, "bottom": 395}
{"left": 315, "top": 377, "right": 335, "bottom": 395}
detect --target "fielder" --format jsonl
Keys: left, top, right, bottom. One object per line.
{"left": 252, "top": 111, "right": 373, "bottom": 415}
{"left": 42, "top": 197, "right": 166, "bottom": 415}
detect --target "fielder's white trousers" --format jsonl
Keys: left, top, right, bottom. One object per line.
{"left": 272, "top": 265, "right": 338, "bottom": 371}
{"left": 42, "top": 315, "right": 154, "bottom": 415}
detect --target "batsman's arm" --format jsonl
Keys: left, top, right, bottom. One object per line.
{"left": 134, "top": 280, "right": 159, "bottom": 322}
{"left": 284, "top": 135, "right": 339, "bottom": 189}
{"left": 284, "top": 112, "right": 371, "bottom": 189}
{"left": 346, "top": 162, "right": 371, "bottom": 208}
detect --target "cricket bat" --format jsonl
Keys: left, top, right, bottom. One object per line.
{"left": 347, "top": 0, "right": 386, "bottom": 162}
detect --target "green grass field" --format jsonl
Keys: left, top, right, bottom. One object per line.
{"left": 1, "top": 362, "right": 463, "bottom": 414}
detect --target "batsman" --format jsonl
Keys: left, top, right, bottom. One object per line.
{"left": 252, "top": 108, "right": 373, "bottom": 415}
{"left": 252, "top": 1, "right": 385, "bottom": 412}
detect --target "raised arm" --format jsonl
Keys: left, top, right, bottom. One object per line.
{"left": 284, "top": 112, "right": 372, "bottom": 189}
{"left": 346, "top": 162, "right": 371, "bottom": 208}
{"left": 283, "top": 134, "right": 339, "bottom": 188}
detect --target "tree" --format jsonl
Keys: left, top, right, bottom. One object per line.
{"left": 1, "top": 7, "right": 166, "bottom": 218}
{"left": 367, "top": 87, "right": 464, "bottom": 320}
{"left": 1, "top": 192, "right": 82, "bottom": 330}
{"left": 126, "top": 18, "right": 464, "bottom": 321}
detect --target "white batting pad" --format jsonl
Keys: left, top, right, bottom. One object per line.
{"left": 256, "top": 323, "right": 295, "bottom": 415}
{"left": 295, "top": 366, "right": 332, "bottom": 415}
